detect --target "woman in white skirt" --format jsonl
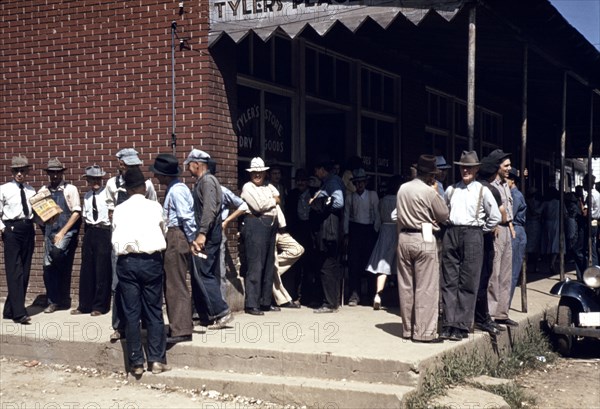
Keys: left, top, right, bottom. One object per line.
{"left": 366, "top": 175, "right": 404, "bottom": 309}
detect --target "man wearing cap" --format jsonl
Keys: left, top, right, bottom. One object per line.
{"left": 343, "top": 168, "right": 380, "bottom": 307}
{"left": 38, "top": 158, "right": 82, "bottom": 313}
{"left": 311, "top": 159, "right": 346, "bottom": 313}
{"left": 111, "top": 167, "right": 168, "bottom": 376}
{"left": 150, "top": 154, "right": 195, "bottom": 343}
{"left": 440, "top": 151, "right": 501, "bottom": 341}
{"left": 485, "top": 149, "right": 518, "bottom": 327}
{"left": 435, "top": 155, "right": 452, "bottom": 196}
{"left": 105, "top": 148, "right": 157, "bottom": 341}
{"left": 507, "top": 168, "right": 527, "bottom": 303}
{"left": 396, "top": 155, "right": 449, "bottom": 343}
{"left": 71, "top": 165, "right": 112, "bottom": 316}
{"left": 185, "top": 149, "right": 233, "bottom": 327}
{"left": 1, "top": 156, "right": 36, "bottom": 324}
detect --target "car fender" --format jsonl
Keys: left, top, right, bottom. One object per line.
{"left": 550, "top": 280, "right": 600, "bottom": 312}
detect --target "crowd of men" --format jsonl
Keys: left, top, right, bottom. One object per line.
{"left": 1, "top": 146, "right": 598, "bottom": 373}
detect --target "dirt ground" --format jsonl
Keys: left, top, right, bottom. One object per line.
{"left": 1, "top": 351, "right": 599, "bottom": 409}
{"left": 515, "top": 339, "right": 600, "bottom": 409}
{"left": 0, "top": 356, "right": 285, "bottom": 409}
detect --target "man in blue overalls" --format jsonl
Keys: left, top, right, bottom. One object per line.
{"left": 39, "top": 158, "right": 81, "bottom": 313}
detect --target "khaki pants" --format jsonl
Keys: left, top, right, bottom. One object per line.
{"left": 272, "top": 232, "right": 305, "bottom": 305}
{"left": 488, "top": 225, "right": 513, "bottom": 320}
{"left": 397, "top": 232, "right": 440, "bottom": 341}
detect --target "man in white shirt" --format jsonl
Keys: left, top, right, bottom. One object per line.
{"left": 344, "top": 168, "right": 379, "bottom": 306}
{"left": 112, "top": 167, "right": 169, "bottom": 376}
{"left": 39, "top": 158, "right": 81, "bottom": 314}
{"left": 441, "top": 151, "right": 501, "bottom": 341}
{"left": 105, "top": 148, "right": 157, "bottom": 341}
{"left": 583, "top": 173, "right": 599, "bottom": 266}
{"left": 0, "top": 156, "right": 35, "bottom": 324}
{"left": 72, "top": 165, "right": 112, "bottom": 317}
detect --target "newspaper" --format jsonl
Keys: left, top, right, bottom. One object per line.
{"left": 29, "top": 191, "right": 62, "bottom": 222}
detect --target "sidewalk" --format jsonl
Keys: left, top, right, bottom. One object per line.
{"left": 0, "top": 270, "right": 565, "bottom": 407}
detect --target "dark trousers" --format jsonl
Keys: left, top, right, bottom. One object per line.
{"left": 117, "top": 253, "right": 166, "bottom": 366}
{"left": 442, "top": 226, "right": 483, "bottom": 331}
{"left": 242, "top": 215, "right": 278, "bottom": 309}
{"left": 475, "top": 232, "right": 495, "bottom": 324}
{"left": 78, "top": 226, "right": 112, "bottom": 313}
{"left": 190, "top": 224, "right": 229, "bottom": 321}
{"left": 164, "top": 228, "right": 193, "bottom": 337}
{"left": 347, "top": 222, "right": 376, "bottom": 297}
{"left": 2, "top": 220, "right": 34, "bottom": 320}
{"left": 43, "top": 232, "right": 78, "bottom": 307}
{"left": 288, "top": 223, "right": 322, "bottom": 305}
{"left": 320, "top": 240, "right": 343, "bottom": 309}
{"left": 111, "top": 252, "right": 125, "bottom": 331}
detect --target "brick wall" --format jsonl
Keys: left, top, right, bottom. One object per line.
{"left": 1, "top": 1, "right": 238, "bottom": 305}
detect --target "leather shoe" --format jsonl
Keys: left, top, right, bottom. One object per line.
{"left": 90, "top": 311, "right": 102, "bottom": 317}
{"left": 413, "top": 337, "right": 444, "bottom": 344}
{"left": 245, "top": 308, "right": 264, "bottom": 316}
{"left": 14, "top": 315, "right": 31, "bottom": 325}
{"left": 496, "top": 318, "right": 519, "bottom": 327}
{"left": 208, "top": 312, "right": 234, "bottom": 330}
{"left": 261, "top": 305, "right": 280, "bottom": 312}
{"left": 130, "top": 365, "right": 144, "bottom": 376}
{"left": 313, "top": 305, "right": 337, "bottom": 314}
{"left": 280, "top": 301, "right": 301, "bottom": 309}
{"left": 492, "top": 321, "right": 507, "bottom": 331}
{"left": 440, "top": 327, "right": 453, "bottom": 339}
{"left": 475, "top": 321, "right": 500, "bottom": 335}
{"left": 110, "top": 330, "right": 124, "bottom": 342}
{"left": 70, "top": 309, "right": 84, "bottom": 315}
{"left": 166, "top": 334, "right": 192, "bottom": 344}
{"left": 44, "top": 303, "right": 58, "bottom": 314}
{"left": 151, "top": 362, "right": 170, "bottom": 374}
{"left": 448, "top": 327, "right": 463, "bottom": 341}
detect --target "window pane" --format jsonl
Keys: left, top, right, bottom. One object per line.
{"left": 253, "top": 36, "right": 271, "bottom": 81}
{"left": 370, "top": 72, "right": 382, "bottom": 111}
{"left": 377, "top": 121, "right": 394, "bottom": 174}
{"left": 237, "top": 36, "right": 251, "bottom": 75}
{"left": 361, "top": 117, "right": 376, "bottom": 172}
{"left": 383, "top": 76, "right": 395, "bottom": 113}
{"left": 306, "top": 48, "right": 317, "bottom": 94}
{"left": 318, "top": 54, "right": 334, "bottom": 99}
{"left": 264, "top": 92, "right": 292, "bottom": 163}
{"left": 236, "top": 85, "right": 261, "bottom": 159}
{"left": 336, "top": 59, "right": 350, "bottom": 103}
{"left": 274, "top": 37, "right": 291, "bottom": 86}
{"left": 361, "top": 69, "right": 369, "bottom": 108}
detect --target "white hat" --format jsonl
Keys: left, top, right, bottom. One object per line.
{"left": 183, "top": 149, "right": 211, "bottom": 165}
{"left": 116, "top": 148, "right": 143, "bottom": 166}
{"left": 435, "top": 156, "right": 452, "bottom": 170}
{"left": 246, "top": 157, "right": 269, "bottom": 172}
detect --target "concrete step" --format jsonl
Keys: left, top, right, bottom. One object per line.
{"left": 132, "top": 367, "right": 415, "bottom": 408}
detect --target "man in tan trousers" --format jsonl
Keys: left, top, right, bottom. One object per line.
{"left": 396, "top": 155, "right": 449, "bottom": 343}
{"left": 272, "top": 206, "right": 304, "bottom": 308}
{"left": 486, "top": 149, "right": 518, "bottom": 328}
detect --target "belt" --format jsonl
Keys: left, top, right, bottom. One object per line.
{"left": 400, "top": 228, "right": 420, "bottom": 233}
{"left": 498, "top": 222, "right": 511, "bottom": 226}
{"left": 449, "top": 225, "right": 482, "bottom": 229}
{"left": 87, "top": 223, "right": 111, "bottom": 230}
{"left": 247, "top": 213, "right": 276, "bottom": 219}
{"left": 168, "top": 225, "right": 184, "bottom": 230}
{"left": 4, "top": 219, "right": 32, "bottom": 225}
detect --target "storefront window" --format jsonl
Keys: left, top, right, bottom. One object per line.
{"left": 264, "top": 93, "right": 292, "bottom": 163}
{"left": 236, "top": 86, "right": 262, "bottom": 159}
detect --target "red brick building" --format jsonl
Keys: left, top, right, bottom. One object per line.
{"left": 2, "top": 0, "right": 599, "bottom": 306}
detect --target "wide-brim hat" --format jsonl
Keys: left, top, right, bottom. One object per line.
{"left": 246, "top": 157, "right": 269, "bottom": 172}
{"left": 478, "top": 158, "right": 498, "bottom": 177}
{"left": 485, "top": 149, "right": 511, "bottom": 165}
{"left": 45, "top": 157, "right": 67, "bottom": 171}
{"left": 83, "top": 164, "right": 106, "bottom": 178}
{"left": 454, "top": 150, "right": 481, "bottom": 167}
{"left": 11, "top": 156, "right": 30, "bottom": 169}
{"left": 415, "top": 154, "right": 440, "bottom": 175}
{"left": 351, "top": 168, "right": 368, "bottom": 182}
{"left": 116, "top": 148, "right": 143, "bottom": 166}
{"left": 149, "top": 153, "right": 181, "bottom": 176}
{"left": 435, "top": 155, "right": 452, "bottom": 170}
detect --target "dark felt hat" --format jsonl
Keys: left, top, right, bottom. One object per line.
{"left": 486, "top": 149, "right": 511, "bottom": 165}
{"left": 415, "top": 155, "right": 440, "bottom": 175}
{"left": 149, "top": 153, "right": 180, "bottom": 176}
{"left": 123, "top": 167, "right": 146, "bottom": 189}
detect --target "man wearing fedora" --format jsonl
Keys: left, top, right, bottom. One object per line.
{"left": 440, "top": 151, "right": 501, "bottom": 341}
{"left": 72, "top": 165, "right": 112, "bottom": 316}
{"left": 105, "top": 148, "right": 157, "bottom": 341}
{"left": 485, "top": 149, "right": 518, "bottom": 328}
{"left": 1, "top": 156, "right": 36, "bottom": 324}
{"left": 184, "top": 149, "right": 233, "bottom": 328}
{"left": 38, "top": 157, "right": 82, "bottom": 313}
{"left": 435, "top": 155, "right": 452, "bottom": 196}
{"left": 396, "top": 155, "right": 449, "bottom": 343}
{"left": 507, "top": 168, "right": 527, "bottom": 304}
{"left": 343, "top": 167, "right": 380, "bottom": 307}
{"left": 111, "top": 167, "right": 169, "bottom": 376}
{"left": 151, "top": 153, "right": 195, "bottom": 343}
